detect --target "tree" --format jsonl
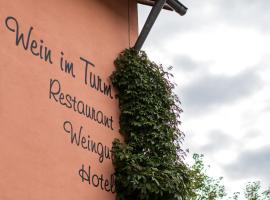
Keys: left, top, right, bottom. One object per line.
{"left": 244, "top": 182, "right": 270, "bottom": 200}
{"left": 189, "top": 154, "right": 270, "bottom": 200}
{"left": 245, "top": 182, "right": 262, "bottom": 200}
{"left": 189, "top": 154, "right": 226, "bottom": 200}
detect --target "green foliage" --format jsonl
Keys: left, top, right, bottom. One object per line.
{"left": 109, "top": 48, "right": 270, "bottom": 200}
{"left": 188, "top": 154, "right": 270, "bottom": 200}
{"left": 189, "top": 154, "right": 226, "bottom": 200}
{"left": 230, "top": 192, "right": 240, "bottom": 200}
{"left": 110, "top": 48, "right": 191, "bottom": 200}
{"left": 244, "top": 182, "right": 270, "bottom": 200}
{"left": 245, "top": 182, "right": 262, "bottom": 200}
{"left": 263, "top": 188, "right": 270, "bottom": 200}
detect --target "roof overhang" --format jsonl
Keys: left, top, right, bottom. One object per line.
{"left": 137, "top": 0, "right": 187, "bottom": 16}
{"left": 137, "top": 0, "right": 173, "bottom": 11}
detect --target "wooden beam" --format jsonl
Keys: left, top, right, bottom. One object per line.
{"left": 137, "top": 0, "right": 173, "bottom": 11}
{"left": 166, "top": 0, "right": 187, "bottom": 16}
{"left": 134, "top": 0, "right": 166, "bottom": 51}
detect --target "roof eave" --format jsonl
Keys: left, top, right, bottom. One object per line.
{"left": 137, "top": 0, "right": 188, "bottom": 15}
{"left": 137, "top": 0, "right": 173, "bottom": 11}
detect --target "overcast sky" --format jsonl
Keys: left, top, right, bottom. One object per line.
{"left": 138, "top": 0, "right": 270, "bottom": 197}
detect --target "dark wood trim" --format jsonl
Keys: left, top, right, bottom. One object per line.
{"left": 134, "top": 0, "right": 166, "bottom": 50}
{"left": 137, "top": 0, "right": 173, "bottom": 11}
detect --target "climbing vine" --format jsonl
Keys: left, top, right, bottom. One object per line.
{"left": 110, "top": 48, "right": 191, "bottom": 200}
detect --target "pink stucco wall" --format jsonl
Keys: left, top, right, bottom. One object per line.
{"left": 0, "top": 0, "right": 138, "bottom": 199}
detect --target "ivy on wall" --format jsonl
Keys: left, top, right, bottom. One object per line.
{"left": 111, "top": 48, "right": 191, "bottom": 200}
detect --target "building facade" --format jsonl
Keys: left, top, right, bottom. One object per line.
{"left": 0, "top": 0, "right": 137, "bottom": 199}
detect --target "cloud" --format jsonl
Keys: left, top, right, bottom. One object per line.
{"left": 217, "top": 0, "right": 270, "bottom": 32}
{"left": 224, "top": 146, "right": 270, "bottom": 184}
{"left": 138, "top": 0, "right": 270, "bottom": 47}
{"left": 138, "top": 0, "right": 270, "bottom": 193}
{"left": 243, "top": 129, "right": 263, "bottom": 141}
{"left": 173, "top": 55, "right": 199, "bottom": 72}
{"left": 179, "top": 69, "right": 262, "bottom": 114}
{"left": 201, "top": 130, "right": 235, "bottom": 153}
{"left": 262, "top": 98, "right": 270, "bottom": 112}
{"left": 138, "top": 3, "right": 211, "bottom": 47}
